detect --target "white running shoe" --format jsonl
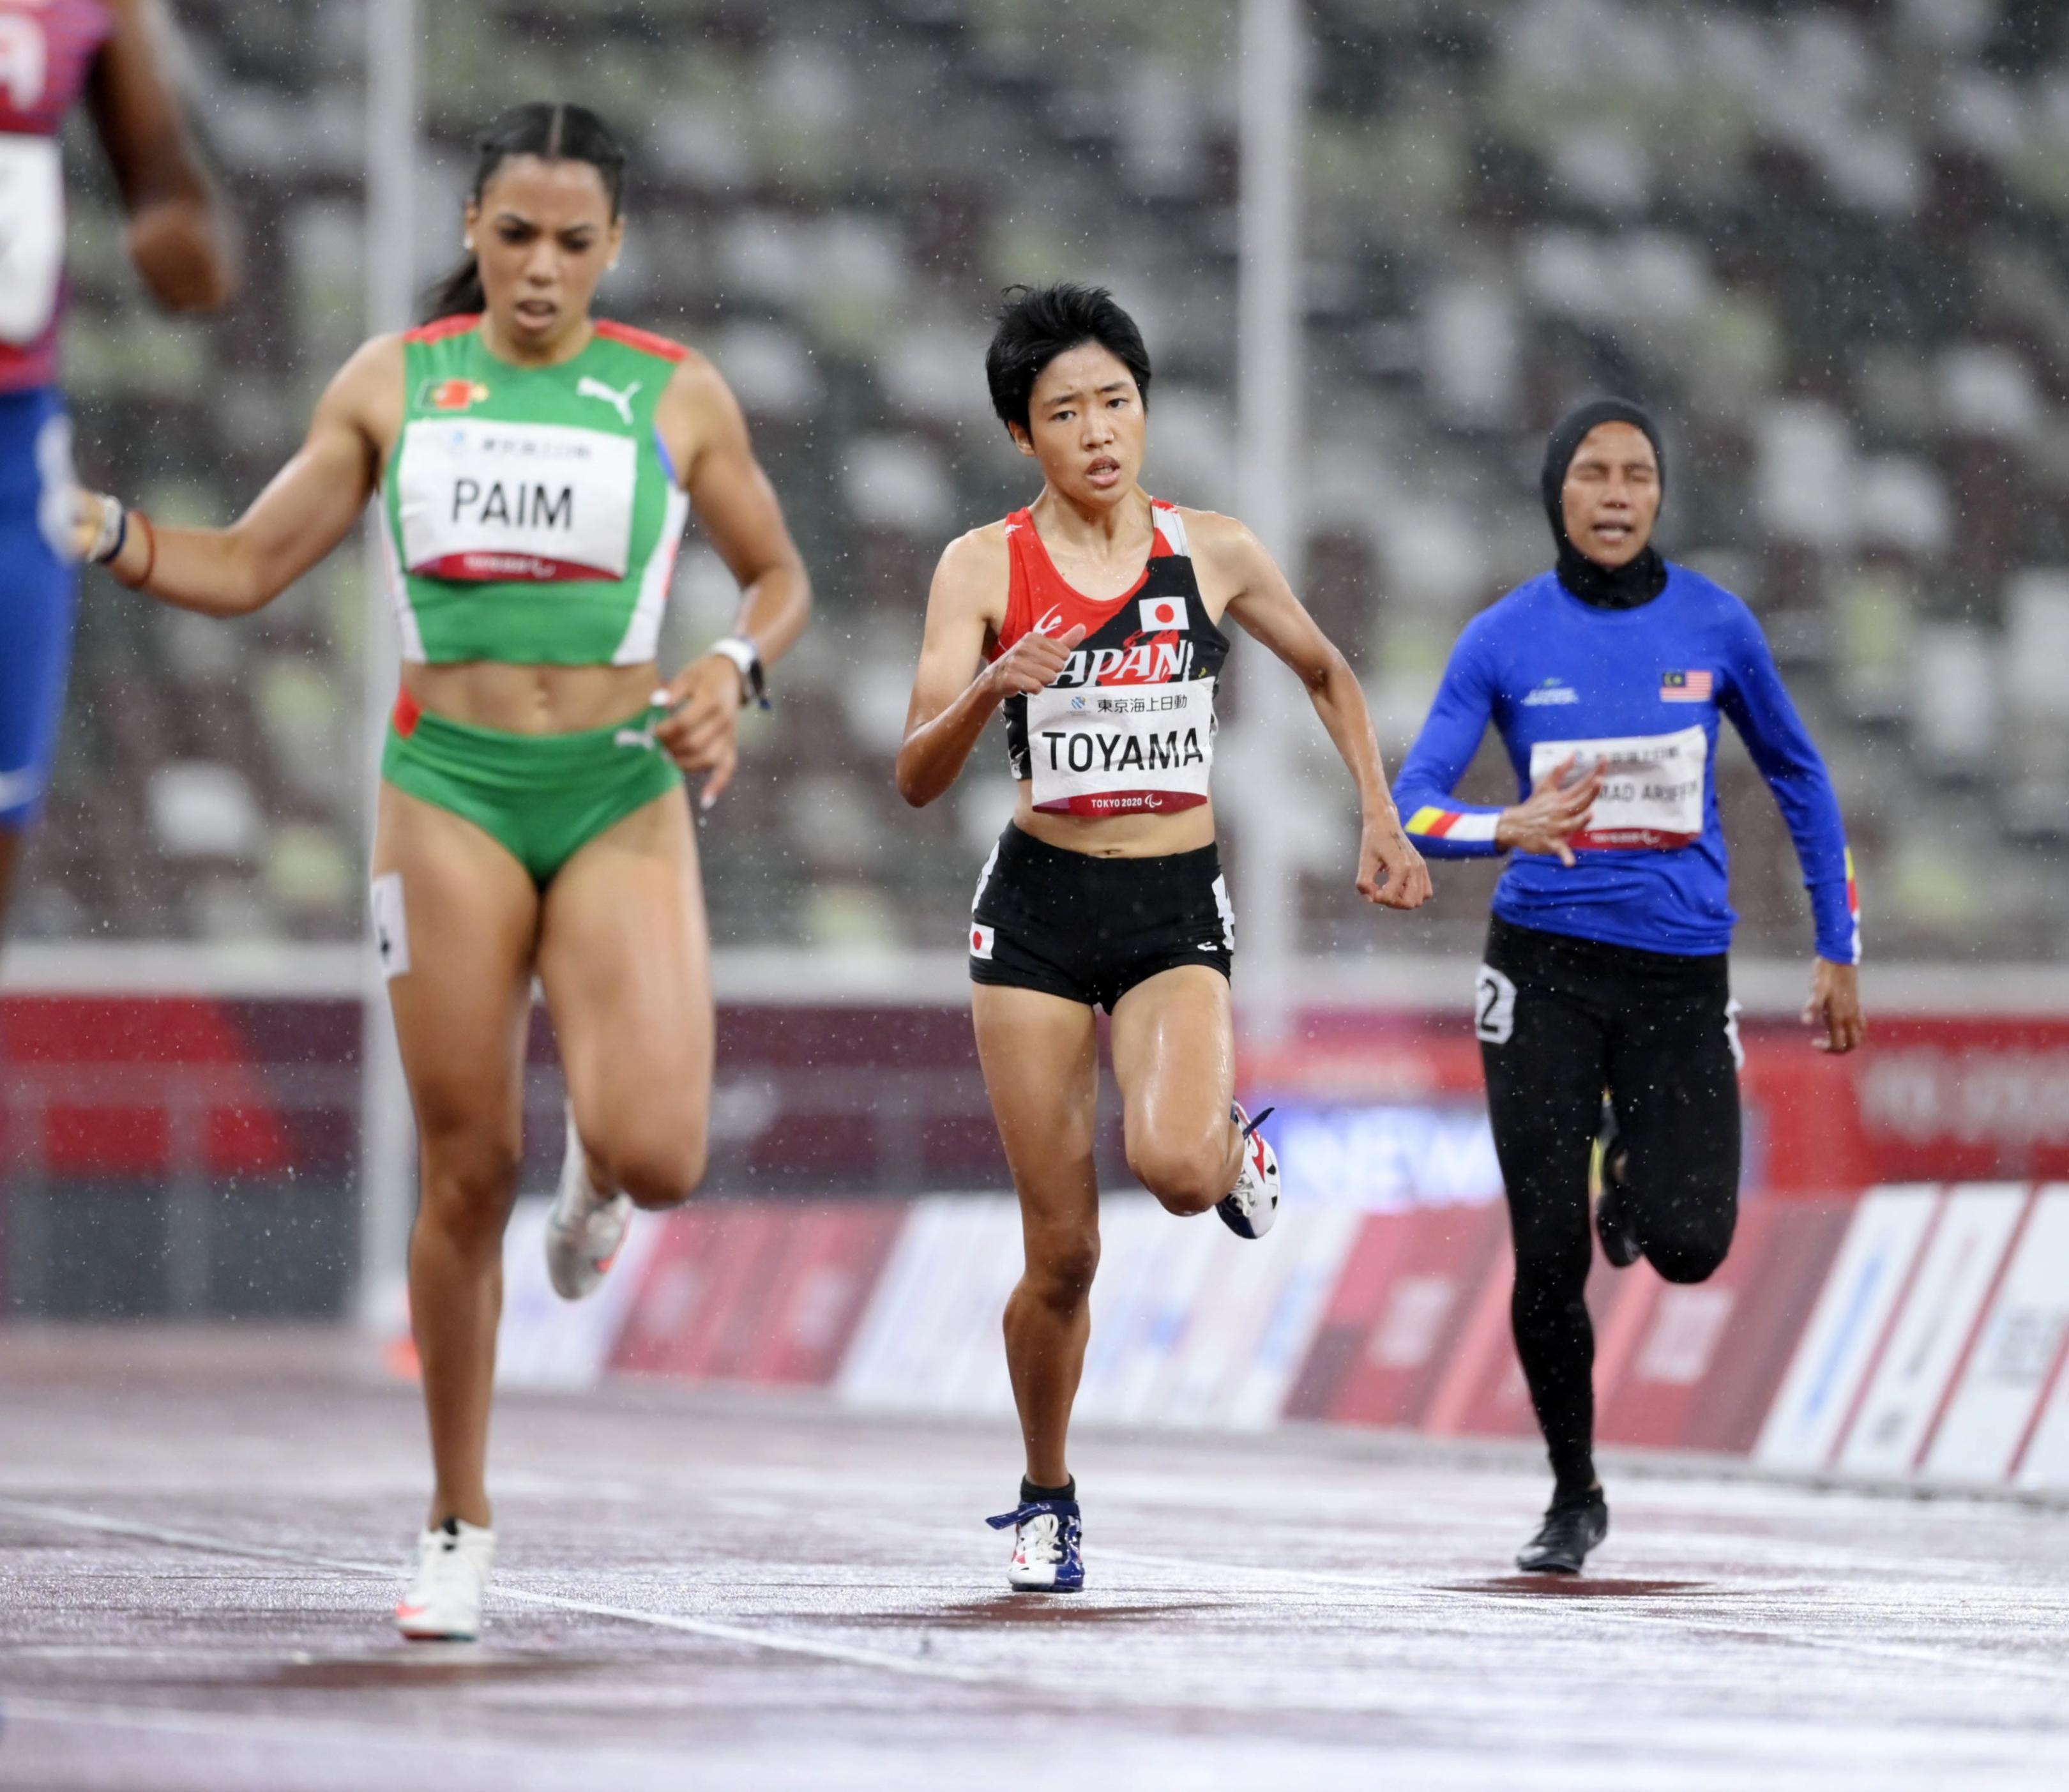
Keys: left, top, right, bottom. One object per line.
{"left": 1216, "top": 1101, "right": 1280, "bottom": 1239}
{"left": 545, "top": 1102, "right": 632, "bottom": 1302}
{"left": 395, "top": 1517, "right": 495, "bottom": 1642}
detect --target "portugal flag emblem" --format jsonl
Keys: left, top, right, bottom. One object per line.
{"left": 424, "top": 378, "right": 489, "bottom": 412}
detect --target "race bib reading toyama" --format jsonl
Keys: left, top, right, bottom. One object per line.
{"left": 1024, "top": 674, "right": 1216, "bottom": 816}
{"left": 396, "top": 418, "right": 636, "bottom": 582}
{"left": 1529, "top": 724, "right": 1708, "bottom": 849}
{"left": 0, "top": 136, "right": 64, "bottom": 347}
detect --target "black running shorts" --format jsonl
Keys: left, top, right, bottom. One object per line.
{"left": 967, "top": 824, "right": 1234, "bottom": 1012}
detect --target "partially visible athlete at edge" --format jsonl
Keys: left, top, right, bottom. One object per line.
{"left": 898, "top": 284, "right": 1431, "bottom": 1593}
{"left": 75, "top": 102, "right": 810, "bottom": 1642}
{"left": 1392, "top": 397, "right": 1864, "bottom": 1576}
{"left": 0, "top": 0, "right": 237, "bottom": 929}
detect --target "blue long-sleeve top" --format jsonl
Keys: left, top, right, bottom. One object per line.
{"left": 1392, "top": 564, "right": 1860, "bottom": 963}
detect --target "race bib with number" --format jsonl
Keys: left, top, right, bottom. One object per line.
{"left": 395, "top": 418, "right": 637, "bottom": 582}
{"left": 0, "top": 135, "right": 64, "bottom": 348}
{"left": 1024, "top": 675, "right": 1216, "bottom": 816}
{"left": 1529, "top": 724, "right": 1708, "bottom": 849}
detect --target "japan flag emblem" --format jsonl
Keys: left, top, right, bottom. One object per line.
{"left": 1139, "top": 596, "right": 1186, "bottom": 632}
{"left": 969, "top": 922, "right": 995, "bottom": 961}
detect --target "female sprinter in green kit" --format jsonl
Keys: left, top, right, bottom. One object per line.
{"left": 75, "top": 103, "right": 810, "bottom": 1640}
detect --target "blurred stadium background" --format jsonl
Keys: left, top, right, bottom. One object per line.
{"left": 6, "top": 0, "right": 2069, "bottom": 1419}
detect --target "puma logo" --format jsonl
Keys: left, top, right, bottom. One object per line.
{"left": 577, "top": 375, "right": 641, "bottom": 425}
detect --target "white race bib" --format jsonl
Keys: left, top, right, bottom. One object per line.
{"left": 1529, "top": 724, "right": 1708, "bottom": 849}
{"left": 396, "top": 418, "right": 637, "bottom": 582}
{"left": 0, "top": 135, "right": 64, "bottom": 347}
{"left": 1025, "top": 677, "right": 1216, "bottom": 817}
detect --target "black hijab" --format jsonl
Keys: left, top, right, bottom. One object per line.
{"left": 1542, "top": 397, "right": 1668, "bottom": 609}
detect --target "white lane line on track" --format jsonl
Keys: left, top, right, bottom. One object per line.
{"left": 1096, "top": 1547, "right": 2069, "bottom": 1687}
{"left": 20, "top": 1494, "right": 2065, "bottom": 1703}
{"left": 0, "top": 1498, "right": 994, "bottom": 1689}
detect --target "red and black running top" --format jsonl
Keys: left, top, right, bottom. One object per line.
{"left": 990, "top": 498, "right": 1229, "bottom": 817}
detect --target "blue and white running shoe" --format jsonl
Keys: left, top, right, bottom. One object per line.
{"left": 985, "top": 1499, "right": 1084, "bottom": 1593}
{"left": 1216, "top": 1102, "right": 1279, "bottom": 1240}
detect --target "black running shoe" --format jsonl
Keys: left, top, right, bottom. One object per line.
{"left": 1515, "top": 1490, "right": 1609, "bottom": 1574}
{"left": 1594, "top": 1100, "right": 1642, "bottom": 1270}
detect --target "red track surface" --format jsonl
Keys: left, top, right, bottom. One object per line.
{"left": 1, "top": 1328, "right": 2065, "bottom": 1791}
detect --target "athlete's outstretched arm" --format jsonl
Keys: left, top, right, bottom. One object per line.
{"left": 655, "top": 356, "right": 812, "bottom": 804}
{"left": 89, "top": 0, "right": 239, "bottom": 312}
{"left": 895, "top": 528, "right": 1082, "bottom": 808}
{"left": 1207, "top": 515, "right": 1430, "bottom": 911}
{"left": 1391, "top": 621, "right": 1603, "bottom": 865}
{"left": 1717, "top": 602, "right": 1865, "bottom": 1053}
{"left": 79, "top": 335, "right": 397, "bottom": 612}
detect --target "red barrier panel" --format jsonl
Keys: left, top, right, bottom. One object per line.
{"left": 1291, "top": 1193, "right": 1859, "bottom": 1457}
{"left": 611, "top": 1200, "right": 907, "bottom": 1386}
{"left": 1597, "top": 1199, "right": 1853, "bottom": 1453}
{"left": 1287, "top": 1203, "right": 1506, "bottom": 1427}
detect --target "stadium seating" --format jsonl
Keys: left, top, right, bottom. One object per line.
{"left": 22, "top": 0, "right": 2069, "bottom": 961}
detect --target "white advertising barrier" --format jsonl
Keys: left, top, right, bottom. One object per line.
{"left": 1833, "top": 1183, "right": 2028, "bottom": 1479}
{"left": 493, "top": 1194, "right": 663, "bottom": 1390}
{"left": 1754, "top": 1185, "right": 1943, "bottom": 1473}
{"left": 1758, "top": 1183, "right": 2069, "bottom": 1489}
{"left": 1923, "top": 1185, "right": 2069, "bottom": 1483}
{"left": 837, "top": 1193, "right": 1361, "bottom": 1431}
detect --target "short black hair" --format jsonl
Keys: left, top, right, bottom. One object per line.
{"left": 985, "top": 283, "right": 1153, "bottom": 434}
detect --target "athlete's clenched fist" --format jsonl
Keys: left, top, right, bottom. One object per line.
{"left": 1358, "top": 813, "right": 1435, "bottom": 911}
{"left": 983, "top": 623, "right": 1087, "bottom": 698}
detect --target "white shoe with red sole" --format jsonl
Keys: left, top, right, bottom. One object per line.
{"left": 395, "top": 1517, "right": 494, "bottom": 1642}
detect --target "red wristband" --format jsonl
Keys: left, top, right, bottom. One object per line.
{"left": 113, "top": 509, "right": 156, "bottom": 591}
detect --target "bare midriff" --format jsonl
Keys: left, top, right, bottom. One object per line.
{"left": 1012, "top": 789, "right": 1218, "bottom": 859}
{"left": 401, "top": 660, "right": 664, "bottom": 735}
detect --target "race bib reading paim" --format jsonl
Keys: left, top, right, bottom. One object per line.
{"left": 396, "top": 418, "right": 637, "bottom": 583}
{"left": 1529, "top": 724, "right": 1708, "bottom": 849}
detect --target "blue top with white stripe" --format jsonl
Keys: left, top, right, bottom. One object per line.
{"left": 1391, "top": 563, "right": 1860, "bottom": 963}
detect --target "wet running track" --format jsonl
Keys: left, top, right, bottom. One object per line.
{"left": 1, "top": 1328, "right": 2063, "bottom": 1791}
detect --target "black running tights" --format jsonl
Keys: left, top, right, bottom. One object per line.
{"left": 1476, "top": 917, "right": 1742, "bottom": 1496}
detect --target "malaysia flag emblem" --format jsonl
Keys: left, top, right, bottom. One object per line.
{"left": 969, "top": 922, "right": 995, "bottom": 961}
{"left": 1139, "top": 595, "right": 1186, "bottom": 632}
{"left": 1660, "top": 669, "right": 1713, "bottom": 702}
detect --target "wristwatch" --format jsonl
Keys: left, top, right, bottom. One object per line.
{"left": 709, "top": 634, "right": 769, "bottom": 710}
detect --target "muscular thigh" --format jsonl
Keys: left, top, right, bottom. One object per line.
{"left": 1108, "top": 965, "right": 1234, "bottom": 1153}
{"left": 372, "top": 783, "right": 538, "bottom": 1153}
{"left": 972, "top": 983, "right": 1101, "bottom": 1238}
{"left": 536, "top": 787, "right": 712, "bottom": 1153}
